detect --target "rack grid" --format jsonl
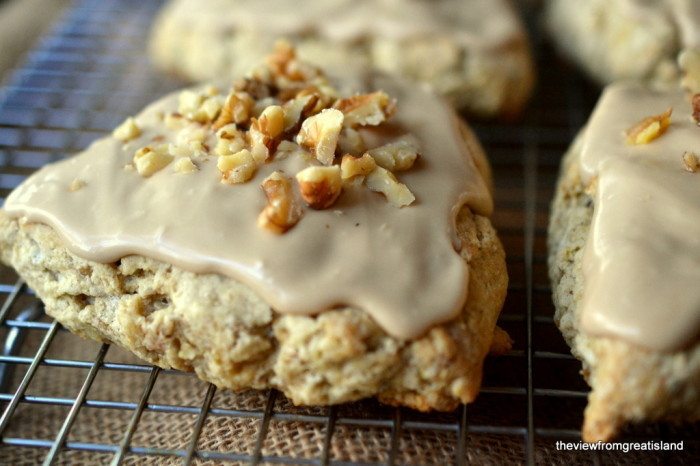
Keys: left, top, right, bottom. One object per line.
{"left": 0, "top": 0, "right": 697, "bottom": 464}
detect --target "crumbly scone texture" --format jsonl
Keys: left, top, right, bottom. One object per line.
{"left": 0, "top": 205, "right": 508, "bottom": 411}
{"left": 548, "top": 135, "right": 700, "bottom": 442}
{"left": 148, "top": 0, "right": 534, "bottom": 119}
{"left": 545, "top": 0, "right": 681, "bottom": 86}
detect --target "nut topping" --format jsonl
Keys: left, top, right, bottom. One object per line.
{"left": 113, "top": 117, "right": 141, "bottom": 142}
{"left": 683, "top": 151, "right": 699, "bottom": 173}
{"left": 368, "top": 135, "right": 420, "bottom": 171}
{"left": 296, "top": 166, "right": 343, "bottom": 209}
{"left": 366, "top": 167, "right": 415, "bottom": 207}
{"left": 334, "top": 91, "right": 396, "bottom": 127}
{"left": 693, "top": 94, "right": 700, "bottom": 125}
{"left": 173, "top": 157, "right": 198, "bottom": 174}
{"left": 626, "top": 108, "right": 672, "bottom": 145}
{"left": 258, "top": 171, "right": 303, "bottom": 233}
{"left": 340, "top": 153, "right": 376, "bottom": 180}
{"left": 213, "top": 91, "right": 255, "bottom": 130}
{"left": 133, "top": 145, "right": 174, "bottom": 177}
{"left": 217, "top": 149, "right": 258, "bottom": 184}
{"left": 121, "top": 44, "right": 422, "bottom": 233}
{"left": 296, "top": 108, "right": 344, "bottom": 165}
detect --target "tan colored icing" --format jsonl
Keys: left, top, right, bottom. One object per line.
{"left": 579, "top": 82, "right": 700, "bottom": 351}
{"left": 3, "top": 74, "right": 492, "bottom": 340}
{"left": 169, "top": 0, "right": 520, "bottom": 49}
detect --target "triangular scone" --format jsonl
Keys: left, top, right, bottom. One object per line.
{"left": 549, "top": 83, "right": 700, "bottom": 441}
{"left": 0, "top": 45, "right": 509, "bottom": 410}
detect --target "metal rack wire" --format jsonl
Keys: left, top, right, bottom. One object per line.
{"left": 0, "top": 0, "right": 697, "bottom": 464}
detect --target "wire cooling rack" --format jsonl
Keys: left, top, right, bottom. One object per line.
{"left": 0, "top": 0, "right": 698, "bottom": 464}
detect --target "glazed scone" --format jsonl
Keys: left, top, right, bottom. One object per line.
{"left": 545, "top": 0, "right": 700, "bottom": 86}
{"left": 548, "top": 83, "right": 700, "bottom": 441}
{"left": 0, "top": 45, "right": 509, "bottom": 411}
{"left": 148, "top": 0, "right": 535, "bottom": 119}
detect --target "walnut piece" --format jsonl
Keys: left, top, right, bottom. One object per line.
{"left": 257, "top": 105, "right": 285, "bottom": 139}
{"left": 683, "top": 151, "right": 699, "bottom": 173}
{"left": 177, "top": 90, "right": 204, "bottom": 117}
{"left": 164, "top": 112, "right": 186, "bottom": 130}
{"left": 217, "top": 149, "right": 258, "bottom": 184}
{"left": 213, "top": 92, "right": 255, "bottom": 130}
{"left": 334, "top": 91, "right": 396, "bottom": 127}
{"left": 173, "top": 157, "right": 198, "bottom": 174}
{"left": 368, "top": 135, "right": 420, "bottom": 171}
{"left": 69, "top": 178, "right": 86, "bottom": 192}
{"left": 338, "top": 128, "right": 366, "bottom": 156}
{"left": 625, "top": 108, "right": 672, "bottom": 145}
{"left": 282, "top": 94, "right": 316, "bottom": 131}
{"left": 296, "top": 108, "right": 344, "bottom": 165}
{"left": 366, "top": 167, "right": 415, "bottom": 207}
{"left": 295, "top": 165, "right": 343, "bottom": 209}
{"left": 133, "top": 145, "right": 174, "bottom": 177}
{"left": 214, "top": 124, "right": 246, "bottom": 156}
{"left": 340, "top": 153, "right": 376, "bottom": 180}
{"left": 113, "top": 117, "right": 141, "bottom": 142}
{"left": 258, "top": 171, "right": 303, "bottom": 233}
{"left": 693, "top": 94, "right": 700, "bottom": 125}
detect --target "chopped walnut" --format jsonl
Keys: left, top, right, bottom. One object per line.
{"left": 296, "top": 86, "right": 335, "bottom": 115}
{"left": 693, "top": 94, "right": 700, "bottom": 125}
{"left": 366, "top": 167, "right": 415, "bottom": 207}
{"left": 192, "top": 95, "right": 225, "bottom": 123}
{"left": 133, "top": 145, "right": 174, "bottom": 177}
{"left": 169, "top": 140, "right": 208, "bottom": 158}
{"left": 274, "top": 140, "right": 308, "bottom": 160}
{"left": 204, "top": 85, "right": 220, "bottom": 96}
{"left": 258, "top": 171, "right": 303, "bottom": 233}
{"left": 173, "top": 157, "right": 198, "bottom": 174}
{"left": 683, "top": 151, "right": 699, "bottom": 173}
{"left": 282, "top": 94, "right": 317, "bottom": 131}
{"left": 217, "top": 149, "right": 258, "bottom": 184}
{"left": 266, "top": 40, "right": 321, "bottom": 85}
{"left": 625, "top": 108, "right": 672, "bottom": 145}
{"left": 178, "top": 90, "right": 204, "bottom": 117}
{"left": 213, "top": 92, "right": 255, "bottom": 130}
{"left": 295, "top": 165, "right": 343, "bottom": 209}
{"left": 69, "top": 178, "right": 86, "bottom": 192}
{"left": 164, "top": 112, "right": 186, "bottom": 130}
{"left": 338, "top": 128, "right": 366, "bottom": 156}
{"left": 213, "top": 124, "right": 244, "bottom": 156}
{"left": 368, "top": 135, "right": 420, "bottom": 171}
{"left": 258, "top": 105, "right": 285, "bottom": 139}
{"left": 176, "top": 125, "right": 207, "bottom": 145}
{"left": 334, "top": 91, "right": 396, "bottom": 127}
{"left": 112, "top": 117, "right": 141, "bottom": 142}
{"left": 340, "top": 153, "right": 376, "bottom": 180}
{"left": 296, "top": 108, "right": 344, "bottom": 165}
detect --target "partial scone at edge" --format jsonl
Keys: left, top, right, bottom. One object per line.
{"left": 149, "top": 0, "right": 534, "bottom": 120}
{"left": 0, "top": 206, "right": 508, "bottom": 411}
{"left": 548, "top": 136, "right": 700, "bottom": 441}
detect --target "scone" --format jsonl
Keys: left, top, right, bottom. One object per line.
{"left": 545, "top": 0, "right": 700, "bottom": 86}
{"left": 0, "top": 44, "right": 510, "bottom": 411}
{"left": 548, "top": 82, "right": 700, "bottom": 441}
{"left": 148, "top": 0, "right": 535, "bottom": 120}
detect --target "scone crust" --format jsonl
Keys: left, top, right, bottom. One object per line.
{"left": 548, "top": 135, "right": 700, "bottom": 441}
{"left": 545, "top": 0, "right": 680, "bottom": 85}
{"left": 0, "top": 203, "right": 507, "bottom": 411}
{"left": 148, "top": 0, "right": 534, "bottom": 119}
